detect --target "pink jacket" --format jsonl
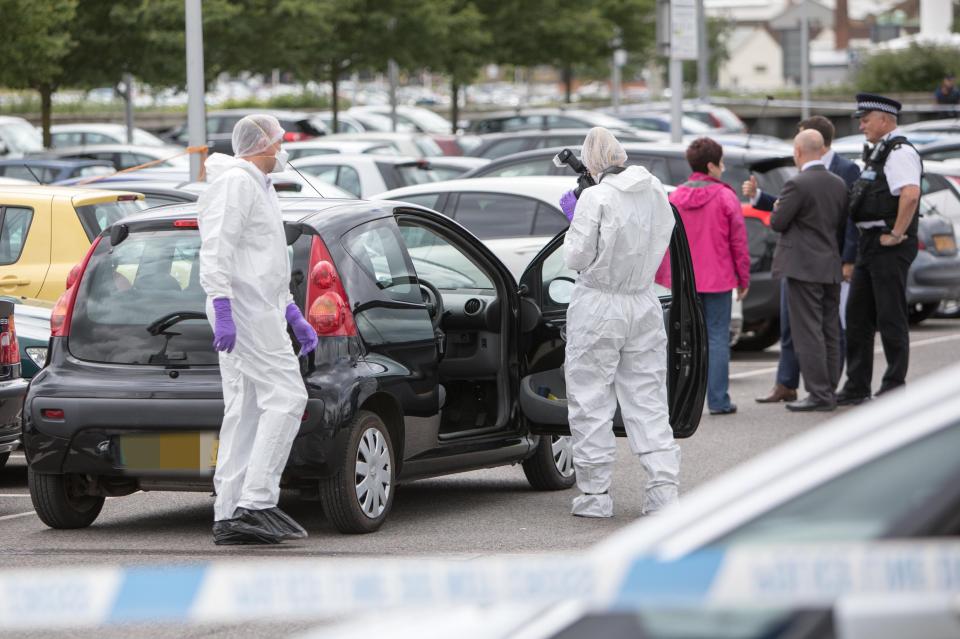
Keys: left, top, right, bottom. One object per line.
{"left": 657, "top": 173, "right": 750, "bottom": 293}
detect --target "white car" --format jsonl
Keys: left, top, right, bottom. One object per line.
{"left": 49, "top": 123, "right": 168, "bottom": 148}
{"left": 373, "top": 176, "right": 577, "bottom": 279}
{"left": 349, "top": 105, "right": 453, "bottom": 135}
{"left": 0, "top": 116, "right": 43, "bottom": 158}
{"left": 41, "top": 143, "right": 191, "bottom": 171}
{"left": 284, "top": 139, "right": 398, "bottom": 161}
{"left": 290, "top": 154, "right": 441, "bottom": 198}
{"left": 321, "top": 132, "right": 445, "bottom": 158}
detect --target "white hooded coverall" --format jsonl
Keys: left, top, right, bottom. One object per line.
{"left": 199, "top": 152, "right": 308, "bottom": 522}
{"left": 563, "top": 161, "right": 680, "bottom": 518}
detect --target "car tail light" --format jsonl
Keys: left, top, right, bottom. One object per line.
{"left": 918, "top": 239, "right": 927, "bottom": 251}
{"left": 0, "top": 313, "right": 18, "bottom": 366}
{"left": 51, "top": 236, "right": 102, "bottom": 337}
{"left": 174, "top": 219, "right": 198, "bottom": 228}
{"left": 284, "top": 131, "right": 311, "bottom": 143}
{"left": 306, "top": 236, "right": 356, "bottom": 337}
{"left": 708, "top": 114, "right": 723, "bottom": 129}
{"left": 116, "top": 194, "right": 139, "bottom": 202}
{"left": 42, "top": 409, "right": 64, "bottom": 420}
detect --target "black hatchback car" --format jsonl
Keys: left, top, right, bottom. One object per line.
{"left": 23, "top": 198, "right": 706, "bottom": 533}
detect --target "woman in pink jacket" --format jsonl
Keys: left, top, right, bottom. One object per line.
{"left": 669, "top": 138, "right": 750, "bottom": 415}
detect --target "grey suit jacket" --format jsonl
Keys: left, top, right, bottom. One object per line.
{"left": 770, "top": 165, "right": 848, "bottom": 284}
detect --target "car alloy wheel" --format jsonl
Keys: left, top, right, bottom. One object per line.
{"left": 552, "top": 436, "right": 574, "bottom": 478}
{"left": 355, "top": 427, "right": 392, "bottom": 519}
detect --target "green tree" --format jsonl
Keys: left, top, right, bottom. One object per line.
{"left": 855, "top": 45, "right": 960, "bottom": 93}
{"left": 0, "top": 0, "right": 78, "bottom": 146}
{"left": 425, "top": 0, "right": 491, "bottom": 131}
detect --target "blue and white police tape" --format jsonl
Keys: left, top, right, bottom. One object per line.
{"left": 2, "top": 542, "right": 960, "bottom": 629}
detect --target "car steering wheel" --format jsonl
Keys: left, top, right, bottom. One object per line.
{"left": 418, "top": 279, "right": 444, "bottom": 331}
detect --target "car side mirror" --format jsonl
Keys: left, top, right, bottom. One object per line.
{"left": 546, "top": 277, "right": 575, "bottom": 305}
{"left": 520, "top": 297, "right": 541, "bottom": 333}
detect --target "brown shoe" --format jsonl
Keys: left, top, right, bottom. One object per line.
{"left": 755, "top": 384, "right": 798, "bottom": 403}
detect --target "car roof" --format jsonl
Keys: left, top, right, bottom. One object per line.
{"left": 41, "top": 144, "right": 184, "bottom": 155}
{"left": 373, "top": 176, "right": 576, "bottom": 204}
{"left": 0, "top": 116, "right": 32, "bottom": 125}
{"left": 291, "top": 153, "right": 424, "bottom": 166}
{"left": 284, "top": 140, "right": 386, "bottom": 151}
{"left": 0, "top": 158, "right": 113, "bottom": 168}
{"left": 468, "top": 142, "right": 791, "bottom": 167}
{"left": 50, "top": 123, "right": 135, "bottom": 133}
{"left": 207, "top": 108, "right": 317, "bottom": 120}
{"left": 0, "top": 183, "right": 142, "bottom": 202}
{"left": 324, "top": 132, "right": 429, "bottom": 142}
{"left": 117, "top": 197, "right": 379, "bottom": 229}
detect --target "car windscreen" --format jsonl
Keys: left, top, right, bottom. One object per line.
{"left": 713, "top": 420, "right": 960, "bottom": 545}
{"left": 414, "top": 136, "right": 444, "bottom": 157}
{"left": 69, "top": 229, "right": 217, "bottom": 366}
{"left": 74, "top": 199, "right": 150, "bottom": 241}
{"left": 393, "top": 163, "right": 441, "bottom": 187}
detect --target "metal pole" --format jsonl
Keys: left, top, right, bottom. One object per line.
{"left": 670, "top": 58, "right": 683, "bottom": 143}
{"left": 800, "top": 2, "right": 810, "bottom": 120}
{"left": 388, "top": 59, "right": 399, "bottom": 133}
{"left": 611, "top": 53, "right": 622, "bottom": 113}
{"left": 185, "top": 0, "right": 206, "bottom": 182}
{"left": 123, "top": 73, "right": 135, "bottom": 144}
{"left": 697, "top": 0, "right": 709, "bottom": 101}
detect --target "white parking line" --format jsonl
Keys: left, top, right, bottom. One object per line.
{"left": 0, "top": 511, "right": 35, "bottom": 522}
{"left": 731, "top": 331, "right": 960, "bottom": 380}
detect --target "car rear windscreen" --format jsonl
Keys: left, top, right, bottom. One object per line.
{"left": 69, "top": 229, "right": 217, "bottom": 366}
{"left": 75, "top": 199, "right": 149, "bottom": 242}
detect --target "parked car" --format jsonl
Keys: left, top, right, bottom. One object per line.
{"left": 290, "top": 154, "right": 441, "bottom": 198}
{"left": 0, "top": 159, "right": 115, "bottom": 184}
{"left": 38, "top": 144, "right": 190, "bottom": 171}
{"left": 462, "top": 129, "right": 662, "bottom": 160}
{"left": 423, "top": 156, "right": 489, "bottom": 180}
{"left": 166, "top": 109, "right": 329, "bottom": 155}
{"left": 607, "top": 112, "right": 713, "bottom": 135}
{"left": 902, "top": 118, "right": 960, "bottom": 137}
{"left": 633, "top": 101, "right": 749, "bottom": 133}
{"left": 0, "top": 298, "right": 28, "bottom": 469}
{"left": 49, "top": 124, "right": 168, "bottom": 148}
{"left": 320, "top": 132, "right": 445, "bottom": 158}
{"left": 914, "top": 137, "right": 960, "bottom": 162}
{"left": 0, "top": 116, "right": 43, "bottom": 158}
{"left": 346, "top": 106, "right": 461, "bottom": 155}
{"left": 373, "top": 176, "right": 579, "bottom": 278}
{"left": 285, "top": 139, "right": 398, "bottom": 161}
{"left": 465, "top": 109, "right": 638, "bottom": 138}
{"left": 0, "top": 185, "right": 147, "bottom": 301}
{"left": 22, "top": 197, "right": 706, "bottom": 533}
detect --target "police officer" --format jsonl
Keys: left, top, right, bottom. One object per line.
{"left": 838, "top": 94, "right": 922, "bottom": 405}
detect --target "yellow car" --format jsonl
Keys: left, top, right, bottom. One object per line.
{"left": 0, "top": 186, "right": 147, "bottom": 301}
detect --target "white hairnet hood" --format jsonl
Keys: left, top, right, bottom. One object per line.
{"left": 232, "top": 114, "right": 285, "bottom": 157}
{"left": 582, "top": 126, "right": 628, "bottom": 176}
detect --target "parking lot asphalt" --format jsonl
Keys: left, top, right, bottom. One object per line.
{"left": 2, "top": 320, "right": 960, "bottom": 638}
{"left": 3, "top": 319, "right": 960, "bottom": 566}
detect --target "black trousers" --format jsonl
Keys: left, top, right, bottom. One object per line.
{"left": 842, "top": 231, "right": 918, "bottom": 396}
{"left": 787, "top": 278, "right": 841, "bottom": 403}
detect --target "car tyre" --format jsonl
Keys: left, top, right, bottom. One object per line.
{"left": 28, "top": 468, "right": 105, "bottom": 529}
{"left": 318, "top": 410, "right": 395, "bottom": 534}
{"left": 522, "top": 435, "right": 576, "bottom": 491}
{"left": 908, "top": 302, "right": 938, "bottom": 325}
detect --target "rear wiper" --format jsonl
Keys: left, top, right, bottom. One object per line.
{"left": 147, "top": 311, "right": 207, "bottom": 336}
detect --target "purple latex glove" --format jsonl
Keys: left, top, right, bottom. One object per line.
{"left": 559, "top": 190, "right": 577, "bottom": 222}
{"left": 212, "top": 297, "right": 236, "bottom": 353}
{"left": 286, "top": 303, "right": 318, "bottom": 356}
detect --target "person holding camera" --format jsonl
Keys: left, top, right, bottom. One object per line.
{"left": 559, "top": 127, "right": 679, "bottom": 518}
{"left": 669, "top": 137, "right": 750, "bottom": 416}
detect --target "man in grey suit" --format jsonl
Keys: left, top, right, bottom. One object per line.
{"left": 770, "top": 130, "right": 849, "bottom": 412}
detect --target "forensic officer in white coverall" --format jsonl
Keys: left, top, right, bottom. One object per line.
{"left": 198, "top": 114, "right": 318, "bottom": 544}
{"left": 562, "top": 127, "right": 681, "bottom": 518}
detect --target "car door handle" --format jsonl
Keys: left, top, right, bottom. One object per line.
{"left": 0, "top": 277, "right": 30, "bottom": 286}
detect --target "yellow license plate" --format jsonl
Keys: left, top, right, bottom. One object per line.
{"left": 934, "top": 235, "right": 956, "bottom": 253}
{"left": 118, "top": 432, "right": 218, "bottom": 472}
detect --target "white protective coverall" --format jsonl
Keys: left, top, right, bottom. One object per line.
{"left": 563, "top": 128, "right": 680, "bottom": 518}
{"left": 198, "top": 150, "right": 308, "bottom": 522}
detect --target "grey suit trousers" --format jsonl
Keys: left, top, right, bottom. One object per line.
{"left": 786, "top": 278, "right": 842, "bottom": 403}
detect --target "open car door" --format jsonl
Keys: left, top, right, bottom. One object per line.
{"left": 517, "top": 204, "right": 706, "bottom": 438}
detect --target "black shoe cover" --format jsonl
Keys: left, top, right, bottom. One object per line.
{"left": 260, "top": 507, "right": 308, "bottom": 540}
{"left": 212, "top": 516, "right": 282, "bottom": 546}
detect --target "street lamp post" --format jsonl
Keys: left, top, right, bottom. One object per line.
{"left": 185, "top": 0, "right": 206, "bottom": 182}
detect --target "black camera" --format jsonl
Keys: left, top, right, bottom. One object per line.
{"left": 553, "top": 148, "right": 595, "bottom": 198}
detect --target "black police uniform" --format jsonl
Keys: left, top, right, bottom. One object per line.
{"left": 840, "top": 94, "right": 921, "bottom": 402}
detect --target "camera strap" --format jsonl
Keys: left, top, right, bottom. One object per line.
{"left": 598, "top": 166, "right": 626, "bottom": 183}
